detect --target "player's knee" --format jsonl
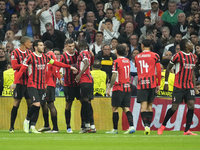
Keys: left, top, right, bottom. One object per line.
{"left": 187, "top": 100, "right": 195, "bottom": 109}
{"left": 112, "top": 107, "right": 118, "bottom": 112}
{"left": 122, "top": 107, "right": 129, "bottom": 113}
{"left": 171, "top": 104, "right": 179, "bottom": 111}
{"left": 14, "top": 99, "right": 21, "bottom": 107}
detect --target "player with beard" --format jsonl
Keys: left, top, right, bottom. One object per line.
{"left": 10, "top": 40, "right": 77, "bottom": 133}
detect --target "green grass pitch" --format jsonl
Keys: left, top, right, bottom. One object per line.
{"left": 0, "top": 130, "right": 200, "bottom": 150}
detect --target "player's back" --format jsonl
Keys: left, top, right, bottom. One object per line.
{"left": 112, "top": 57, "right": 130, "bottom": 92}
{"left": 77, "top": 50, "right": 93, "bottom": 83}
{"left": 135, "top": 50, "right": 160, "bottom": 89}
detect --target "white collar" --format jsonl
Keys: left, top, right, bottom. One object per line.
{"left": 34, "top": 52, "right": 42, "bottom": 57}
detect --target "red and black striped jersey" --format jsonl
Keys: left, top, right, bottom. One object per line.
{"left": 23, "top": 52, "right": 51, "bottom": 89}
{"left": 135, "top": 50, "right": 160, "bottom": 89}
{"left": 112, "top": 57, "right": 131, "bottom": 92}
{"left": 170, "top": 51, "right": 196, "bottom": 89}
{"left": 77, "top": 50, "right": 93, "bottom": 84}
{"left": 11, "top": 48, "right": 32, "bottom": 85}
{"left": 60, "top": 50, "right": 79, "bottom": 87}
{"left": 46, "top": 51, "right": 58, "bottom": 87}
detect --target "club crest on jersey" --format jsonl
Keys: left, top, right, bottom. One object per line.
{"left": 173, "top": 97, "right": 176, "bottom": 102}
{"left": 15, "top": 92, "right": 17, "bottom": 97}
{"left": 11, "top": 54, "right": 15, "bottom": 60}
{"left": 33, "top": 96, "right": 35, "bottom": 101}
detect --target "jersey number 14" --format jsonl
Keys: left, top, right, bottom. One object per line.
{"left": 139, "top": 60, "right": 149, "bottom": 74}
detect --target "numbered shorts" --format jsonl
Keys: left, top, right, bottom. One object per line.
{"left": 80, "top": 83, "right": 94, "bottom": 100}
{"left": 45, "top": 86, "right": 55, "bottom": 103}
{"left": 64, "top": 86, "right": 81, "bottom": 102}
{"left": 172, "top": 87, "right": 195, "bottom": 104}
{"left": 28, "top": 87, "right": 46, "bottom": 105}
{"left": 112, "top": 91, "right": 131, "bottom": 107}
{"left": 13, "top": 84, "right": 30, "bottom": 100}
{"left": 137, "top": 88, "right": 156, "bottom": 103}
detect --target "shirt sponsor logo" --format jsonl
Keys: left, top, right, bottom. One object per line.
{"left": 141, "top": 80, "right": 150, "bottom": 84}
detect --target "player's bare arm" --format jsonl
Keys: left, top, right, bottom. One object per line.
{"left": 164, "top": 62, "right": 174, "bottom": 91}
{"left": 155, "top": 63, "right": 162, "bottom": 93}
{"left": 193, "top": 68, "right": 199, "bottom": 95}
{"left": 106, "top": 72, "right": 117, "bottom": 96}
{"left": 75, "top": 59, "right": 89, "bottom": 83}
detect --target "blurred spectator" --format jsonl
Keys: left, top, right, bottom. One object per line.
{"left": 95, "top": 44, "right": 117, "bottom": 80}
{"left": 190, "top": 32, "right": 199, "bottom": 53}
{"left": 6, "top": 0, "right": 15, "bottom": 14}
{"left": 98, "top": 8, "right": 121, "bottom": 32}
{"left": 6, "top": 12, "right": 18, "bottom": 31}
{"left": 104, "top": 0, "right": 123, "bottom": 13}
{"left": 72, "top": 29, "right": 91, "bottom": 44}
{"left": 101, "top": 19, "right": 119, "bottom": 45}
{"left": 110, "top": 38, "right": 118, "bottom": 53}
{"left": 72, "top": 12, "right": 81, "bottom": 31}
{"left": 86, "top": 0, "right": 100, "bottom": 15}
{"left": 36, "top": 0, "right": 65, "bottom": 36}
{"left": 132, "top": 2, "right": 145, "bottom": 29}
{"left": 2, "top": 30, "right": 20, "bottom": 49}
{"left": 195, "top": 81, "right": 200, "bottom": 96}
{"left": 124, "top": 0, "right": 134, "bottom": 12}
{"left": 162, "top": 0, "right": 183, "bottom": 26}
{"left": 0, "top": 47, "right": 8, "bottom": 95}
{"left": 140, "top": 16, "right": 151, "bottom": 35}
{"left": 91, "top": 59, "right": 107, "bottom": 97}
{"left": 10, "top": 21, "right": 22, "bottom": 40}
{"left": 164, "top": 51, "right": 172, "bottom": 59}
{"left": 118, "top": 22, "right": 135, "bottom": 44}
{"left": 69, "top": 0, "right": 79, "bottom": 14}
{"left": 185, "top": 1, "right": 199, "bottom": 19}
{"left": 195, "top": 42, "right": 200, "bottom": 55}
{"left": 171, "top": 13, "right": 188, "bottom": 37}
{"left": 175, "top": 44, "right": 181, "bottom": 53}
{"left": 2, "top": 62, "right": 14, "bottom": 96}
{"left": 16, "top": 3, "right": 40, "bottom": 41}
{"left": 0, "top": 0, "right": 11, "bottom": 24}
{"left": 60, "top": 4, "right": 72, "bottom": 24}
{"left": 138, "top": 0, "right": 151, "bottom": 13}
{"left": 42, "top": 22, "right": 66, "bottom": 53}
{"left": 146, "top": 0, "right": 163, "bottom": 24}
{"left": 130, "top": 49, "right": 139, "bottom": 77}
{"left": 0, "top": 12, "right": 6, "bottom": 32}
{"left": 90, "top": 31, "right": 104, "bottom": 55}
{"left": 54, "top": 47, "right": 61, "bottom": 96}
{"left": 163, "top": 32, "right": 182, "bottom": 56}
{"left": 177, "top": 0, "right": 190, "bottom": 12}
{"left": 95, "top": 2, "right": 105, "bottom": 23}
{"left": 183, "top": 22, "right": 198, "bottom": 40}
{"left": 158, "top": 0, "right": 169, "bottom": 12}
{"left": 84, "top": 22, "right": 96, "bottom": 44}
{"left": 80, "top": 11, "right": 99, "bottom": 30}
{"left": 65, "top": 22, "right": 75, "bottom": 38}
{"left": 77, "top": 1, "right": 87, "bottom": 24}
{"left": 157, "top": 58, "right": 175, "bottom": 97}
{"left": 160, "top": 26, "right": 174, "bottom": 51}
{"left": 129, "top": 34, "right": 140, "bottom": 54}
{"left": 55, "top": 10, "right": 67, "bottom": 34}
{"left": 122, "top": 43, "right": 130, "bottom": 58}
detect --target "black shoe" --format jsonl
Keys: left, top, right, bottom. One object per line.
{"left": 9, "top": 127, "right": 14, "bottom": 133}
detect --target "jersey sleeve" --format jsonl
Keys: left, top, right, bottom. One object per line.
{"left": 170, "top": 53, "right": 180, "bottom": 64}
{"left": 60, "top": 54, "right": 65, "bottom": 63}
{"left": 23, "top": 55, "right": 32, "bottom": 66}
{"left": 112, "top": 60, "right": 118, "bottom": 73}
{"left": 154, "top": 53, "right": 160, "bottom": 63}
{"left": 11, "top": 51, "right": 17, "bottom": 61}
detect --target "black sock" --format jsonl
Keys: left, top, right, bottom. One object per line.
{"left": 89, "top": 103, "right": 94, "bottom": 125}
{"left": 10, "top": 106, "right": 19, "bottom": 129}
{"left": 147, "top": 112, "right": 153, "bottom": 127}
{"left": 185, "top": 109, "right": 194, "bottom": 132}
{"left": 43, "top": 113, "right": 49, "bottom": 127}
{"left": 81, "top": 106, "right": 85, "bottom": 128}
{"left": 51, "top": 116, "right": 58, "bottom": 131}
{"left": 162, "top": 108, "right": 176, "bottom": 126}
{"left": 29, "top": 106, "right": 40, "bottom": 124}
{"left": 113, "top": 112, "right": 119, "bottom": 130}
{"left": 26, "top": 105, "right": 40, "bottom": 121}
{"left": 141, "top": 112, "right": 148, "bottom": 127}
{"left": 126, "top": 111, "right": 134, "bottom": 127}
{"left": 65, "top": 109, "right": 71, "bottom": 129}
{"left": 82, "top": 101, "right": 90, "bottom": 123}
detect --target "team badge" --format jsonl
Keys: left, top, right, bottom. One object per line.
{"left": 15, "top": 92, "right": 17, "bottom": 97}
{"left": 173, "top": 97, "right": 176, "bottom": 102}
{"left": 33, "top": 96, "right": 35, "bottom": 101}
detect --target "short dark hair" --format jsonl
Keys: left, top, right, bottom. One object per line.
{"left": 93, "top": 60, "right": 101, "bottom": 69}
{"left": 175, "top": 32, "right": 183, "bottom": 36}
{"left": 112, "top": 0, "right": 121, "bottom": 5}
{"left": 106, "top": 8, "right": 114, "bottom": 14}
{"left": 78, "top": 40, "right": 88, "bottom": 50}
{"left": 105, "top": 18, "right": 112, "bottom": 24}
{"left": 72, "top": 12, "right": 80, "bottom": 18}
{"left": 45, "top": 22, "right": 53, "bottom": 28}
{"left": 65, "top": 38, "right": 74, "bottom": 45}
{"left": 161, "top": 59, "right": 170, "bottom": 69}
{"left": 44, "top": 40, "right": 53, "bottom": 50}
{"left": 53, "top": 48, "right": 60, "bottom": 52}
{"left": 146, "top": 25, "right": 156, "bottom": 34}
{"left": 33, "top": 40, "right": 43, "bottom": 51}
{"left": 20, "top": 36, "right": 30, "bottom": 45}
{"left": 142, "top": 39, "right": 152, "bottom": 47}
{"left": 190, "top": 32, "right": 198, "bottom": 37}
{"left": 116, "top": 44, "right": 126, "bottom": 56}
{"left": 144, "top": 16, "right": 151, "bottom": 21}
{"left": 96, "top": 31, "right": 103, "bottom": 36}
{"left": 134, "top": 2, "right": 141, "bottom": 7}
{"left": 96, "top": 1, "right": 104, "bottom": 6}
{"left": 67, "top": 22, "right": 75, "bottom": 29}
{"left": 179, "top": 39, "right": 188, "bottom": 51}
{"left": 111, "top": 37, "right": 118, "bottom": 42}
